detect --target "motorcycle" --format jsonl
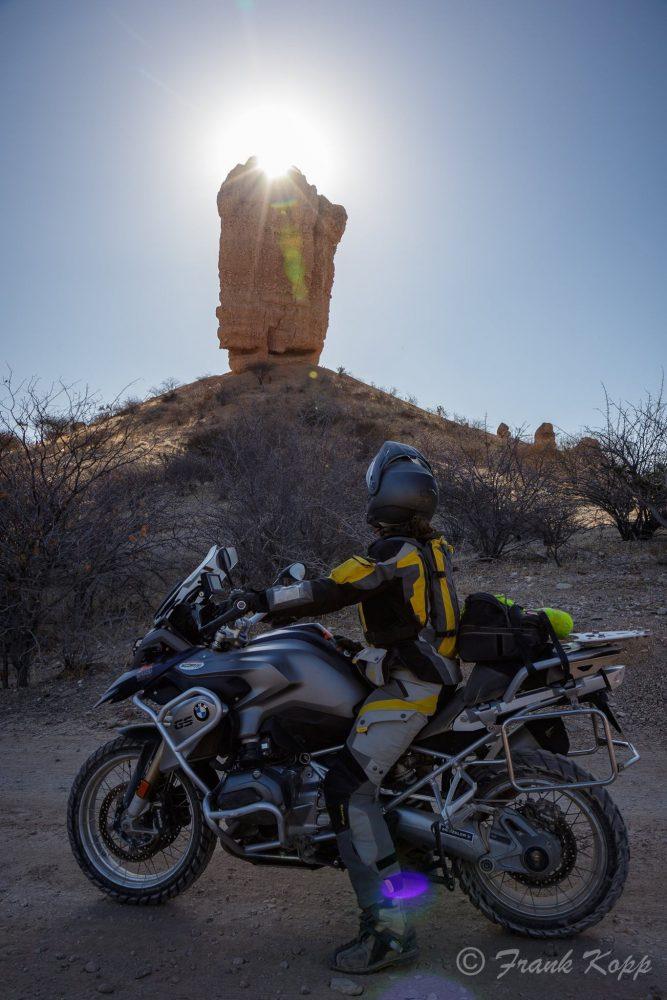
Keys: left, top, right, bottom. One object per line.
{"left": 68, "top": 544, "right": 644, "bottom": 936}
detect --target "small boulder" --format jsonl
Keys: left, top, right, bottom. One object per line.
{"left": 330, "top": 977, "right": 364, "bottom": 996}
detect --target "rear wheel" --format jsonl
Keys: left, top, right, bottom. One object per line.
{"left": 458, "top": 750, "right": 629, "bottom": 937}
{"left": 67, "top": 736, "right": 217, "bottom": 904}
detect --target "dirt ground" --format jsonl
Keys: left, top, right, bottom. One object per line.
{"left": 1, "top": 532, "right": 665, "bottom": 1000}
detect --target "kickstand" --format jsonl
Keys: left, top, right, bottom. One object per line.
{"left": 432, "top": 821, "right": 455, "bottom": 891}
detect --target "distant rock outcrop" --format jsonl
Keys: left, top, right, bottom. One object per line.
{"left": 216, "top": 158, "right": 347, "bottom": 373}
{"left": 497, "top": 422, "right": 510, "bottom": 439}
{"left": 576, "top": 436, "right": 599, "bottom": 451}
{"left": 534, "top": 421, "right": 556, "bottom": 449}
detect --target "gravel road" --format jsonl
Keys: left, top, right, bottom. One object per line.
{"left": 0, "top": 693, "right": 664, "bottom": 1000}
{"left": 1, "top": 538, "right": 665, "bottom": 999}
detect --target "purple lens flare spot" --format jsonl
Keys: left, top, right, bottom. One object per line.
{"left": 381, "top": 871, "right": 429, "bottom": 900}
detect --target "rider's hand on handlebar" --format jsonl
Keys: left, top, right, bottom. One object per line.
{"left": 201, "top": 589, "right": 268, "bottom": 636}
{"left": 333, "top": 635, "right": 363, "bottom": 657}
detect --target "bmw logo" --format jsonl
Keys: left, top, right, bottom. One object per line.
{"left": 193, "top": 702, "right": 210, "bottom": 721}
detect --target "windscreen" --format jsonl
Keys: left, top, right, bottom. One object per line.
{"left": 153, "top": 545, "right": 223, "bottom": 624}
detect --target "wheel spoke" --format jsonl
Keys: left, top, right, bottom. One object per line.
{"left": 471, "top": 767, "right": 609, "bottom": 920}
{"left": 78, "top": 751, "right": 198, "bottom": 891}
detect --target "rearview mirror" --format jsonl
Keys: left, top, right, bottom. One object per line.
{"left": 289, "top": 562, "right": 306, "bottom": 581}
{"left": 273, "top": 562, "right": 306, "bottom": 586}
{"left": 216, "top": 546, "right": 239, "bottom": 574}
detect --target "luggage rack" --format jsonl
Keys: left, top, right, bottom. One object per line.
{"left": 501, "top": 628, "right": 649, "bottom": 702}
{"left": 500, "top": 704, "right": 640, "bottom": 793}
{"left": 567, "top": 628, "right": 649, "bottom": 648}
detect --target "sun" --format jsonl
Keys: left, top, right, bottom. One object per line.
{"left": 251, "top": 109, "right": 295, "bottom": 177}
{"left": 224, "top": 103, "right": 334, "bottom": 185}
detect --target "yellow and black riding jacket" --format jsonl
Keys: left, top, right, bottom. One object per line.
{"left": 267, "top": 534, "right": 460, "bottom": 684}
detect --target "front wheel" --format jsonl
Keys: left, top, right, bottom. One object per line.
{"left": 67, "top": 735, "right": 217, "bottom": 904}
{"left": 458, "top": 750, "right": 629, "bottom": 937}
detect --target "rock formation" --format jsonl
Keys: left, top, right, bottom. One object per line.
{"left": 534, "top": 421, "right": 557, "bottom": 449}
{"left": 496, "top": 422, "right": 510, "bottom": 439}
{"left": 577, "top": 436, "right": 599, "bottom": 450}
{"left": 216, "top": 158, "right": 347, "bottom": 373}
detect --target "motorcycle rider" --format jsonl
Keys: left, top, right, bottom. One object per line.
{"left": 241, "top": 442, "right": 460, "bottom": 973}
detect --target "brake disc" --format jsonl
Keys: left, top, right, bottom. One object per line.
{"left": 99, "top": 782, "right": 188, "bottom": 862}
{"left": 513, "top": 798, "right": 578, "bottom": 887}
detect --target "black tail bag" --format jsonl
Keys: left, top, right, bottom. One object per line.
{"left": 457, "top": 593, "right": 551, "bottom": 663}
{"left": 459, "top": 591, "right": 571, "bottom": 684}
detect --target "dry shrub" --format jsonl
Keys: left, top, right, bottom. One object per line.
{"left": 434, "top": 428, "right": 581, "bottom": 561}
{"left": 0, "top": 376, "right": 186, "bottom": 686}
{"left": 164, "top": 405, "right": 369, "bottom": 583}
{"left": 562, "top": 381, "right": 666, "bottom": 541}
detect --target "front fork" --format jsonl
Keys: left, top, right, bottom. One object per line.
{"left": 121, "top": 742, "right": 165, "bottom": 826}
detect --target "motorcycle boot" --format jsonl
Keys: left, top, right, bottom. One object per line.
{"left": 330, "top": 903, "right": 418, "bottom": 974}
{"left": 331, "top": 904, "right": 378, "bottom": 963}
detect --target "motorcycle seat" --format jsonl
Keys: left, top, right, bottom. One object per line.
{"left": 463, "top": 663, "right": 515, "bottom": 706}
{"left": 419, "top": 664, "right": 515, "bottom": 740}
{"left": 419, "top": 688, "right": 468, "bottom": 739}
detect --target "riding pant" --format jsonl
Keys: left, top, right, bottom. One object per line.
{"left": 323, "top": 667, "right": 441, "bottom": 908}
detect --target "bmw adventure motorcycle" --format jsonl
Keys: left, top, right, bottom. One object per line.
{"left": 68, "top": 544, "right": 644, "bottom": 936}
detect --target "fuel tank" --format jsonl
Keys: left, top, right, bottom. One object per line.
{"left": 169, "top": 625, "right": 369, "bottom": 744}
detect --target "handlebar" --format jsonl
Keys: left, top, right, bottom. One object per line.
{"left": 200, "top": 599, "right": 252, "bottom": 637}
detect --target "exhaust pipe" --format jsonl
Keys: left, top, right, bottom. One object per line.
{"left": 393, "top": 806, "right": 484, "bottom": 863}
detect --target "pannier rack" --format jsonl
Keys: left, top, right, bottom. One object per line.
{"left": 500, "top": 705, "right": 640, "bottom": 793}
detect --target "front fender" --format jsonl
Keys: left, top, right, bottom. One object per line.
{"left": 117, "top": 723, "right": 161, "bottom": 742}
{"left": 117, "top": 723, "right": 180, "bottom": 770}
{"left": 117, "top": 723, "right": 219, "bottom": 790}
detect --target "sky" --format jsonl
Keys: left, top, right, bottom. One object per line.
{"left": 0, "top": 0, "right": 665, "bottom": 435}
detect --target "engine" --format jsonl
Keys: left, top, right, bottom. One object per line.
{"left": 214, "top": 761, "right": 330, "bottom": 850}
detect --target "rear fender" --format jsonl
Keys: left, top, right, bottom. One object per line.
{"left": 501, "top": 716, "right": 570, "bottom": 755}
{"left": 507, "top": 724, "right": 541, "bottom": 753}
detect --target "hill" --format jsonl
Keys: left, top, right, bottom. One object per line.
{"left": 128, "top": 363, "right": 490, "bottom": 457}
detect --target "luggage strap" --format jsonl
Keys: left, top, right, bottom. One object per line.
{"left": 537, "top": 610, "right": 572, "bottom": 679}
{"left": 507, "top": 604, "right": 571, "bottom": 679}
{"left": 507, "top": 603, "right": 538, "bottom": 676}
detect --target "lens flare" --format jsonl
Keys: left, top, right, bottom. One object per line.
{"left": 381, "top": 871, "right": 430, "bottom": 901}
{"left": 222, "top": 103, "right": 333, "bottom": 185}
{"left": 374, "top": 973, "right": 476, "bottom": 999}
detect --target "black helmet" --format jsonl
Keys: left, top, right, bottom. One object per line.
{"left": 366, "top": 441, "right": 438, "bottom": 526}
